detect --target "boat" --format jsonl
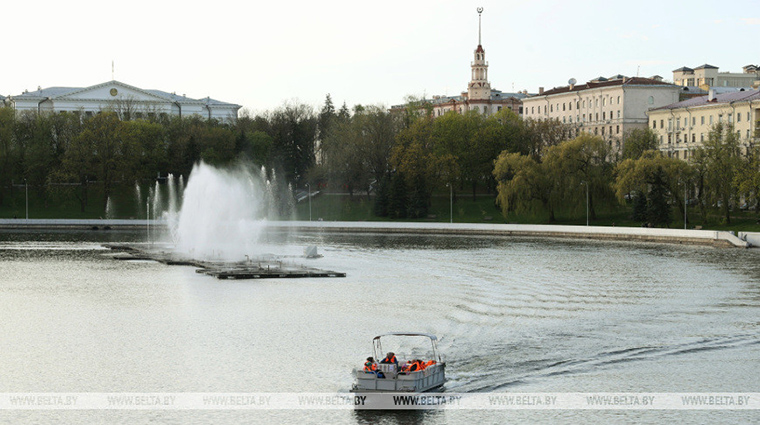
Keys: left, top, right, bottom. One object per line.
{"left": 351, "top": 332, "right": 446, "bottom": 394}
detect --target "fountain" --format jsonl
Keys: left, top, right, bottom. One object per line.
{"left": 105, "top": 160, "right": 345, "bottom": 279}
{"left": 172, "top": 161, "right": 271, "bottom": 262}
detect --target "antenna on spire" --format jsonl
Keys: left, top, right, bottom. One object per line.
{"left": 477, "top": 7, "right": 483, "bottom": 45}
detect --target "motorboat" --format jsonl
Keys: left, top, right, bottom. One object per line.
{"left": 351, "top": 332, "right": 446, "bottom": 393}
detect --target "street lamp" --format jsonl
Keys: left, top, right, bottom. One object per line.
{"left": 146, "top": 196, "right": 151, "bottom": 244}
{"left": 306, "top": 183, "right": 312, "bottom": 222}
{"left": 581, "top": 181, "right": 589, "bottom": 226}
{"left": 24, "top": 178, "right": 28, "bottom": 220}
{"left": 446, "top": 183, "right": 452, "bottom": 223}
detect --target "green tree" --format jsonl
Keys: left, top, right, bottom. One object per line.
{"left": 621, "top": 128, "right": 658, "bottom": 160}
{"left": 614, "top": 150, "right": 692, "bottom": 224}
{"left": 0, "top": 107, "right": 17, "bottom": 207}
{"left": 493, "top": 151, "right": 559, "bottom": 222}
{"left": 646, "top": 166, "right": 672, "bottom": 227}
{"left": 543, "top": 134, "right": 614, "bottom": 221}
{"left": 693, "top": 122, "right": 741, "bottom": 224}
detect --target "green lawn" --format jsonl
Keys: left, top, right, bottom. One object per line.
{"left": 4, "top": 185, "right": 760, "bottom": 233}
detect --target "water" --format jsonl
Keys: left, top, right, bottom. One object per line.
{"left": 0, "top": 231, "right": 758, "bottom": 424}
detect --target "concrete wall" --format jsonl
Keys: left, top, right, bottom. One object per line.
{"left": 0, "top": 220, "right": 750, "bottom": 248}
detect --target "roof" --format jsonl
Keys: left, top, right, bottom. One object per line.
{"left": 651, "top": 89, "right": 760, "bottom": 111}
{"left": 11, "top": 81, "right": 240, "bottom": 109}
{"left": 475, "top": 44, "right": 484, "bottom": 53}
{"left": 13, "top": 86, "right": 80, "bottom": 99}
{"left": 373, "top": 333, "right": 438, "bottom": 341}
{"left": 673, "top": 66, "right": 694, "bottom": 72}
{"left": 694, "top": 64, "right": 718, "bottom": 70}
{"left": 532, "top": 77, "right": 675, "bottom": 97}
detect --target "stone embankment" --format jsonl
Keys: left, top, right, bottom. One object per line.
{"left": 0, "top": 219, "right": 753, "bottom": 248}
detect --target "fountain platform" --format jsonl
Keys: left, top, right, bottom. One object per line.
{"left": 103, "top": 244, "right": 346, "bottom": 280}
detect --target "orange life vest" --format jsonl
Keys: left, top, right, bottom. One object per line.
{"left": 424, "top": 360, "right": 436, "bottom": 368}
{"left": 382, "top": 355, "right": 397, "bottom": 364}
{"left": 364, "top": 362, "right": 377, "bottom": 372}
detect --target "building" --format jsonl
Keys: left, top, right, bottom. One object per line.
{"left": 521, "top": 76, "right": 682, "bottom": 153}
{"left": 394, "top": 8, "right": 528, "bottom": 117}
{"left": 647, "top": 88, "right": 760, "bottom": 161}
{"left": 6, "top": 80, "right": 241, "bottom": 122}
{"left": 672, "top": 64, "right": 760, "bottom": 91}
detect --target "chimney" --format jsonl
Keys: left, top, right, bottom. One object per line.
{"left": 538, "top": 87, "right": 544, "bottom": 95}
{"left": 708, "top": 89, "right": 715, "bottom": 102}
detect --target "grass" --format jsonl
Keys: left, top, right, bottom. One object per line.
{"left": 4, "top": 185, "right": 760, "bottom": 233}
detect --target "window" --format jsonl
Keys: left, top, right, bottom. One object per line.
{"left": 617, "top": 96, "right": 621, "bottom": 104}
{"left": 550, "top": 105, "right": 553, "bottom": 112}
{"left": 738, "top": 112, "right": 742, "bottom": 122}
{"left": 728, "top": 113, "right": 733, "bottom": 123}
{"left": 661, "top": 120, "right": 664, "bottom": 128}
{"left": 652, "top": 120, "right": 656, "bottom": 129}
{"left": 719, "top": 114, "right": 723, "bottom": 123}
{"left": 602, "top": 98, "right": 606, "bottom": 106}
{"left": 692, "top": 117, "right": 695, "bottom": 126}
{"left": 710, "top": 116, "right": 713, "bottom": 125}
{"left": 701, "top": 116, "right": 705, "bottom": 125}
{"left": 701, "top": 133, "right": 705, "bottom": 142}
{"left": 616, "top": 125, "right": 620, "bottom": 134}
{"left": 596, "top": 113, "right": 599, "bottom": 121}
{"left": 519, "top": 106, "right": 523, "bottom": 114}
{"left": 601, "top": 127, "right": 605, "bottom": 135}
{"left": 563, "top": 103, "right": 566, "bottom": 111}
{"left": 603, "top": 112, "right": 606, "bottom": 120}
{"left": 617, "top": 110, "right": 621, "bottom": 119}
{"left": 692, "top": 134, "right": 696, "bottom": 143}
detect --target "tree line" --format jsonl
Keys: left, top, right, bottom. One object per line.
{"left": 1, "top": 94, "right": 757, "bottom": 226}
{"left": 494, "top": 123, "right": 760, "bottom": 226}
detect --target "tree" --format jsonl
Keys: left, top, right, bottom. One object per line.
{"left": 521, "top": 118, "right": 572, "bottom": 159}
{"left": 493, "top": 151, "right": 559, "bottom": 221}
{"left": 269, "top": 102, "right": 318, "bottom": 188}
{"left": 646, "top": 166, "right": 672, "bottom": 226}
{"left": 614, "top": 150, "right": 692, "bottom": 224}
{"left": 621, "top": 127, "right": 658, "bottom": 160}
{"left": 543, "top": 134, "right": 614, "bottom": 221}
{"left": 693, "top": 122, "right": 741, "bottom": 224}
{"left": 0, "top": 107, "right": 17, "bottom": 207}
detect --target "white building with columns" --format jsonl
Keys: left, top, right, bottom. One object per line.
{"left": 6, "top": 80, "right": 241, "bottom": 122}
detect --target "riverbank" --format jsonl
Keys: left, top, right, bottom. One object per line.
{"left": 0, "top": 219, "right": 753, "bottom": 248}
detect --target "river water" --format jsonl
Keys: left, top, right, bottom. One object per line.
{"left": 0, "top": 229, "right": 758, "bottom": 424}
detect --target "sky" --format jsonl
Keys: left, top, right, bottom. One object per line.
{"left": 4, "top": 0, "right": 759, "bottom": 115}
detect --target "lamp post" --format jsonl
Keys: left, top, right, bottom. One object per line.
{"left": 146, "top": 196, "right": 151, "bottom": 245}
{"left": 24, "top": 178, "right": 28, "bottom": 220}
{"left": 446, "top": 183, "right": 452, "bottom": 223}
{"left": 306, "top": 183, "right": 312, "bottom": 222}
{"left": 581, "top": 181, "right": 589, "bottom": 226}
{"left": 684, "top": 180, "right": 687, "bottom": 230}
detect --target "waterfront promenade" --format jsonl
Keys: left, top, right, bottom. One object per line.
{"left": 0, "top": 219, "right": 753, "bottom": 248}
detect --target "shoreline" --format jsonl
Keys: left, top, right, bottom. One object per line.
{"left": 0, "top": 219, "right": 753, "bottom": 248}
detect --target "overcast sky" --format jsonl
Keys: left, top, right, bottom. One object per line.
{"left": 5, "top": 0, "right": 759, "bottom": 114}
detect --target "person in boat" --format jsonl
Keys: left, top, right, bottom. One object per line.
{"left": 380, "top": 352, "right": 398, "bottom": 365}
{"left": 363, "top": 357, "right": 378, "bottom": 373}
{"left": 401, "top": 359, "right": 424, "bottom": 373}
{"left": 363, "top": 357, "right": 385, "bottom": 378}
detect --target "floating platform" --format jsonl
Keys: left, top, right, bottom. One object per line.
{"left": 103, "top": 244, "right": 346, "bottom": 280}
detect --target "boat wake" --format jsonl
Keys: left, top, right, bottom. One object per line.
{"left": 446, "top": 333, "right": 760, "bottom": 392}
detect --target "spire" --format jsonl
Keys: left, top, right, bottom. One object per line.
{"left": 477, "top": 7, "right": 483, "bottom": 46}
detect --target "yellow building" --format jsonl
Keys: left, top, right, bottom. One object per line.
{"left": 647, "top": 89, "right": 760, "bottom": 161}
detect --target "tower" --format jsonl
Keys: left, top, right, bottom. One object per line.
{"left": 468, "top": 7, "right": 491, "bottom": 102}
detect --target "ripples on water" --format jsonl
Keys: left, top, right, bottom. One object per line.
{"left": 0, "top": 231, "right": 758, "bottom": 424}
